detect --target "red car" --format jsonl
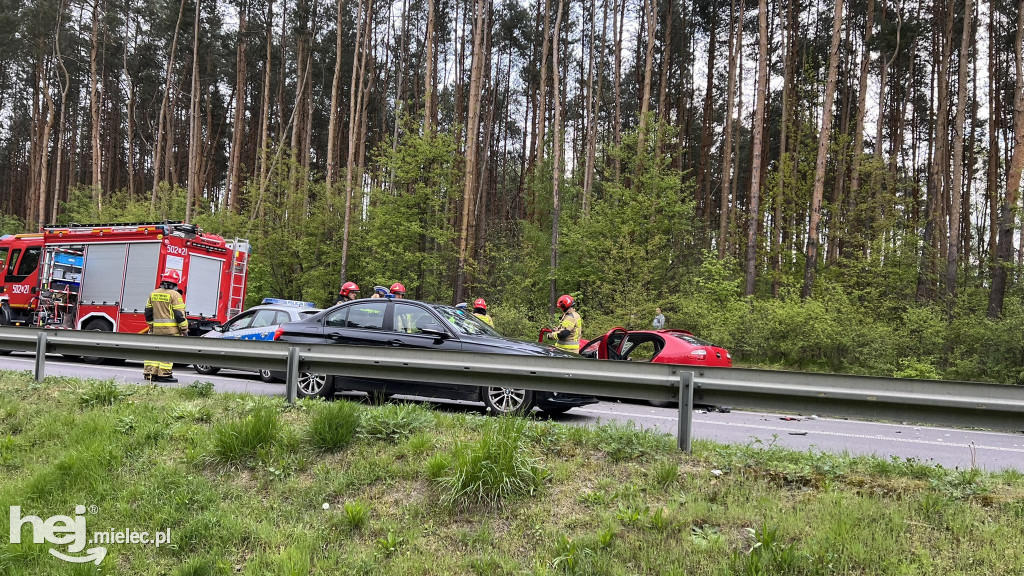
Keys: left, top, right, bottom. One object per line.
{"left": 541, "top": 327, "right": 732, "bottom": 367}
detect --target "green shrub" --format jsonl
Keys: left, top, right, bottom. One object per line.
{"left": 307, "top": 400, "right": 361, "bottom": 451}
{"left": 181, "top": 381, "right": 215, "bottom": 399}
{"left": 360, "top": 403, "right": 432, "bottom": 442}
{"left": 435, "top": 416, "right": 545, "bottom": 506}
{"left": 78, "top": 380, "right": 129, "bottom": 407}
{"left": 594, "top": 421, "right": 672, "bottom": 462}
{"left": 652, "top": 460, "right": 678, "bottom": 487}
{"left": 210, "top": 406, "right": 281, "bottom": 464}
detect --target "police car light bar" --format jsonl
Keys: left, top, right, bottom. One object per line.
{"left": 261, "top": 298, "right": 316, "bottom": 308}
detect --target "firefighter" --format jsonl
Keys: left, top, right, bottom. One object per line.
{"left": 472, "top": 298, "right": 494, "bottom": 328}
{"left": 546, "top": 294, "right": 582, "bottom": 353}
{"left": 143, "top": 270, "right": 188, "bottom": 383}
{"left": 390, "top": 283, "right": 407, "bottom": 299}
{"left": 337, "top": 281, "right": 360, "bottom": 303}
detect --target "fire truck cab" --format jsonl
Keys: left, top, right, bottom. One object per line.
{"left": 0, "top": 222, "right": 249, "bottom": 336}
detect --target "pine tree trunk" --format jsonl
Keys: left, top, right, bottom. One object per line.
{"left": 697, "top": 11, "right": 717, "bottom": 225}
{"left": 340, "top": 0, "right": 373, "bottom": 284}
{"left": 152, "top": 0, "right": 186, "bottom": 210}
{"left": 455, "top": 0, "right": 489, "bottom": 303}
{"left": 988, "top": 3, "right": 1024, "bottom": 318}
{"left": 422, "top": 0, "right": 436, "bottom": 135}
{"left": 987, "top": 1, "right": 998, "bottom": 272}
{"left": 744, "top": 0, "right": 768, "bottom": 295}
{"left": 535, "top": 0, "right": 551, "bottom": 169}
{"left": 549, "top": 0, "right": 565, "bottom": 312}
{"left": 946, "top": 0, "right": 973, "bottom": 300}
{"left": 718, "top": 0, "right": 740, "bottom": 259}
{"left": 772, "top": 0, "right": 793, "bottom": 298}
{"left": 228, "top": 0, "right": 247, "bottom": 211}
{"left": 656, "top": 0, "right": 672, "bottom": 118}
{"left": 257, "top": 0, "right": 274, "bottom": 194}
{"left": 52, "top": 4, "right": 70, "bottom": 223}
{"left": 918, "top": 1, "right": 953, "bottom": 300}
{"left": 612, "top": 0, "right": 625, "bottom": 179}
{"left": 89, "top": 0, "right": 103, "bottom": 206}
{"left": 636, "top": 0, "right": 658, "bottom": 150}
{"left": 801, "top": 0, "right": 843, "bottom": 299}
{"left": 185, "top": 0, "right": 201, "bottom": 223}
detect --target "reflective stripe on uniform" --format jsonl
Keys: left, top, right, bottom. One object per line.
{"left": 152, "top": 322, "right": 179, "bottom": 327}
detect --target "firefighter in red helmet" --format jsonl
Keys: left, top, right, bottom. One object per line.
{"left": 546, "top": 294, "right": 582, "bottom": 353}
{"left": 472, "top": 298, "right": 494, "bottom": 328}
{"left": 390, "top": 283, "right": 406, "bottom": 299}
{"left": 143, "top": 269, "right": 188, "bottom": 382}
{"left": 337, "top": 281, "right": 360, "bottom": 303}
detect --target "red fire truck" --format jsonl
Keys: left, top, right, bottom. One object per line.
{"left": 0, "top": 222, "right": 249, "bottom": 336}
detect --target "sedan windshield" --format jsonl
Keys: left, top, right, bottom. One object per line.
{"left": 432, "top": 305, "right": 501, "bottom": 337}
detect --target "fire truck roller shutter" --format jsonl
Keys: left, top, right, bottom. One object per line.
{"left": 187, "top": 254, "right": 223, "bottom": 318}
{"left": 121, "top": 243, "right": 160, "bottom": 312}
{"left": 81, "top": 243, "right": 128, "bottom": 306}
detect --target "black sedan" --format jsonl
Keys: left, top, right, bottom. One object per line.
{"left": 276, "top": 298, "right": 598, "bottom": 416}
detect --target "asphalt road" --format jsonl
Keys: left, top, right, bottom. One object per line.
{"left": 4, "top": 353, "right": 1023, "bottom": 472}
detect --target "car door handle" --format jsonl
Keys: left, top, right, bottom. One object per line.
{"left": 388, "top": 339, "right": 403, "bottom": 347}
{"left": 327, "top": 333, "right": 343, "bottom": 341}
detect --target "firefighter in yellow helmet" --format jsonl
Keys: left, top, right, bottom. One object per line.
{"left": 472, "top": 298, "right": 494, "bottom": 328}
{"left": 143, "top": 269, "right": 189, "bottom": 383}
{"left": 546, "top": 294, "right": 582, "bottom": 353}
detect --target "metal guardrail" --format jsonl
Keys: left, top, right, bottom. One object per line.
{"left": 1, "top": 326, "right": 1022, "bottom": 449}
{"left": 0, "top": 327, "right": 695, "bottom": 450}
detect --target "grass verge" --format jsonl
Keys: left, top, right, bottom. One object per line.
{"left": 0, "top": 371, "right": 1021, "bottom": 575}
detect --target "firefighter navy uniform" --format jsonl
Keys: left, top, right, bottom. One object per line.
{"left": 144, "top": 285, "right": 188, "bottom": 380}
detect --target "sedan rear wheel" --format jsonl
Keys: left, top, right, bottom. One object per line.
{"left": 296, "top": 373, "right": 334, "bottom": 399}
{"left": 481, "top": 387, "right": 534, "bottom": 415}
{"left": 193, "top": 364, "right": 220, "bottom": 375}
{"left": 259, "top": 369, "right": 278, "bottom": 383}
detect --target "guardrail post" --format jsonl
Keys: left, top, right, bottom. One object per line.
{"left": 285, "top": 347, "right": 299, "bottom": 404}
{"left": 34, "top": 332, "right": 47, "bottom": 382}
{"left": 677, "top": 371, "right": 694, "bottom": 453}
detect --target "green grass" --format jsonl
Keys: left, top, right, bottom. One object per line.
{"left": 210, "top": 405, "right": 281, "bottom": 464}
{"left": 0, "top": 370, "right": 1022, "bottom": 575}
{"left": 306, "top": 400, "right": 361, "bottom": 452}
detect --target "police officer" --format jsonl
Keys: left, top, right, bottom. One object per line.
{"left": 337, "top": 281, "right": 360, "bottom": 303}
{"left": 472, "top": 298, "right": 494, "bottom": 327}
{"left": 546, "top": 294, "right": 582, "bottom": 353}
{"left": 144, "top": 270, "right": 188, "bottom": 382}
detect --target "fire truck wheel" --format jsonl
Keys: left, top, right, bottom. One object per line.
{"left": 0, "top": 308, "right": 11, "bottom": 355}
{"left": 82, "top": 320, "right": 123, "bottom": 365}
{"left": 193, "top": 364, "right": 220, "bottom": 375}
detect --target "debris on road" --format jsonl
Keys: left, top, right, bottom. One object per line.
{"left": 807, "top": 415, "right": 819, "bottom": 420}
{"left": 779, "top": 416, "right": 801, "bottom": 421}
{"left": 789, "top": 432, "right": 808, "bottom": 436}
{"left": 695, "top": 409, "right": 707, "bottom": 414}
{"left": 716, "top": 406, "right": 732, "bottom": 413}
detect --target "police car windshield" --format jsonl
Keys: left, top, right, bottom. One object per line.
{"left": 431, "top": 305, "right": 501, "bottom": 337}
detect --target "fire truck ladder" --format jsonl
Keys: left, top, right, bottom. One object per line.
{"left": 227, "top": 238, "right": 250, "bottom": 317}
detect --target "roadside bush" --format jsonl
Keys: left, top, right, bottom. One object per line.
{"left": 78, "top": 380, "right": 129, "bottom": 408}
{"left": 180, "top": 381, "right": 215, "bottom": 399}
{"left": 360, "top": 403, "right": 432, "bottom": 442}
{"left": 210, "top": 406, "right": 281, "bottom": 464}
{"left": 307, "top": 400, "right": 361, "bottom": 451}
{"left": 435, "top": 416, "right": 545, "bottom": 506}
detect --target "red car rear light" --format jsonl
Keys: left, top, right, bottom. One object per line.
{"left": 688, "top": 349, "right": 707, "bottom": 360}
{"left": 273, "top": 326, "right": 285, "bottom": 340}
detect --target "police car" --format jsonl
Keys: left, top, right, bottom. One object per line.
{"left": 193, "top": 298, "right": 322, "bottom": 382}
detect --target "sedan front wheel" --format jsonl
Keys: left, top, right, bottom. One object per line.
{"left": 481, "top": 386, "right": 534, "bottom": 415}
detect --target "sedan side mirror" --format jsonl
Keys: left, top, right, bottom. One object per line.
{"left": 422, "top": 326, "right": 449, "bottom": 340}
{"left": 213, "top": 324, "right": 225, "bottom": 333}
